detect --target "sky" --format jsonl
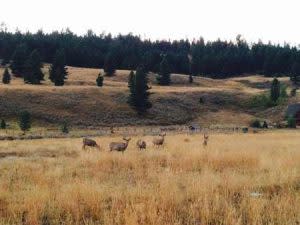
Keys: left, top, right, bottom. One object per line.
{"left": 0, "top": 0, "right": 300, "bottom": 45}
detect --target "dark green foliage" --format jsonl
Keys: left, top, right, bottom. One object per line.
{"left": 270, "top": 78, "right": 280, "bottom": 102}
{"left": 156, "top": 57, "right": 171, "bottom": 85}
{"left": 287, "top": 116, "right": 296, "bottom": 128}
{"left": 290, "top": 88, "right": 297, "bottom": 97}
{"left": 262, "top": 121, "right": 268, "bottom": 129}
{"left": 2, "top": 68, "right": 11, "bottom": 84}
{"left": 250, "top": 119, "right": 261, "bottom": 128}
{"left": 10, "top": 44, "right": 28, "bottom": 77}
{"left": 96, "top": 73, "right": 104, "bottom": 87}
{"left": 24, "top": 50, "right": 44, "bottom": 84}
{"left": 290, "top": 62, "right": 300, "bottom": 86}
{"left": 0, "top": 119, "right": 6, "bottom": 129}
{"left": 61, "top": 122, "right": 69, "bottom": 134}
{"left": 248, "top": 93, "right": 274, "bottom": 108}
{"left": 280, "top": 84, "right": 288, "bottom": 98}
{"left": 104, "top": 53, "right": 116, "bottom": 76}
{"left": 49, "top": 49, "right": 68, "bottom": 86}
{"left": 199, "top": 97, "right": 205, "bottom": 104}
{"left": 127, "top": 67, "right": 152, "bottom": 114}
{"left": 1, "top": 30, "right": 300, "bottom": 78}
{"left": 19, "top": 111, "right": 31, "bottom": 133}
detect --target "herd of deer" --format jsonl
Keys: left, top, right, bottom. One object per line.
{"left": 82, "top": 133, "right": 209, "bottom": 152}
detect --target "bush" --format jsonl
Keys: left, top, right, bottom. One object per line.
{"left": 287, "top": 116, "right": 296, "bottom": 128}
{"left": 250, "top": 119, "right": 261, "bottom": 128}
{"left": 280, "top": 84, "right": 288, "bottom": 98}
{"left": 290, "top": 88, "right": 297, "bottom": 97}
{"left": 199, "top": 97, "right": 205, "bottom": 104}
{"left": 0, "top": 119, "right": 6, "bottom": 129}
{"left": 96, "top": 74, "right": 104, "bottom": 87}
{"left": 61, "top": 122, "right": 69, "bottom": 134}
{"left": 262, "top": 121, "right": 268, "bottom": 129}
{"left": 248, "top": 93, "right": 274, "bottom": 108}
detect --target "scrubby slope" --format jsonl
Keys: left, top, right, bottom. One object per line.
{"left": 0, "top": 66, "right": 296, "bottom": 128}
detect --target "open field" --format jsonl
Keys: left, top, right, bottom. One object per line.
{"left": 0, "top": 131, "right": 299, "bottom": 225}
{"left": 0, "top": 66, "right": 298, "bottom": 129}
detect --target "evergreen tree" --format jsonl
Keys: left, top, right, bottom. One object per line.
{"left": 10, "top": 44, "right": 28, "bottom": 77}
{"left": 24, "top": 50, "right": 44, "bottom": 84}
{"left": 96, "top": 73, "right": 104, "bottom": 87}
{"left": 104, "top": 53, "right": 116, "bottom": 76}
{"left": 156, "top": 56, "right": 171, "bottom": 85}
{"left": 128, "top": 67, "right": 152, "bottom": 114}
{"left": 0, "top": 119, "right": 6, "bottom": 129}
{"left": 2, "top": 68, "right": 11, "bottom": 84}
{"left": 19, "top": 111, "right": 31, "bottom": 134}
{"left": 270, "top": 78, "right": 280, "bottom": 102}
{"left": 290, "top": 62, "right": 300, "bottom": 86}
{"left": 49, "top": 49, "right": 68, "bottom": 86}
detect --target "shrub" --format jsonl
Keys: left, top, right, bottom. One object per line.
{"left": 96, "top": 74, "right": 104, "bottom": 87}
{"left": 280, "top": 84, "right": 288, "bottom": 98}
{"left": 248, "top": 93, "right": 274, "bottom": 108}
{"left": 287, "top": 116, "right": 296, "bottom": 128}
{"left": 290, "top": 88, "right": 297, "bottom": 97}
{"left": 250, "top": 119, "right": 261, "bottom": 128}
{"left": 199, "top": 97, "right": 205, "bottom": 104}
{"left": 262, "top": 121, "right": 268, "bottom": 129}
{"left": 0, "top": 119, "right": 6, "bottom": 129}
{"left": 61, "top": 122, "right": 69, "bottom": 134}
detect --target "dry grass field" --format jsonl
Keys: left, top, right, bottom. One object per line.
{"left": 0, "top": 131, "right": 299, "bottom": 225}
{"left": 0, "top": 66, "right": 298, "bottom": 128}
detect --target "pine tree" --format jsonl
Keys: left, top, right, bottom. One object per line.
{"left": 10, "top": 44, "right": 28, "bottom": 77}
{"left": 96, "top": 73, "right": 104, "bottom": 87}
{"left": 19, "top": 111, "right": 31, "bottom": 134}
{"left": 128, "top": 67, "right": 152, "bottom": 114}
{"left": 2, "top": 68, "right": 11, "bottom": 84}
{"left": 104, "top": 53, "right": 116, "bottom": 76}
{"left": 290, "top": 62, "right": 300, "bottom": 86}
{"left": 24, "top": 50, "right": 44, "bottom": 84}
{"left": 156, "top": 56, "right": 171, "bottom": 85}
{"left": 49, "top": 49, "right": 68, "bottom": 86}
{"left": 0, "top": 119, "right": 6, "bottom": 129}
{"left": 270, "top": 78, "right": 280, "bottom": 102}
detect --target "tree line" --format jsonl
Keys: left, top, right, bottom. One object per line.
{"left": 1, "top": 29, "right": 300, "bottom": 78}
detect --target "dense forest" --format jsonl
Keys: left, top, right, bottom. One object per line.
{"left": 1, "top": 28, "right": 300, "bottom": 78}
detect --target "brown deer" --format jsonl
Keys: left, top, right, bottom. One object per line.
{"left": 109, "top": 137, "right": 131, "bottom": 153}
{"left": 203, "top": 134, "right": 209, "bottom": 147}
{"left": 82, "top": 138, "right": 100, "bottom": 150}
{"left": 136, "top": 139, "right": 146, "bottom": 150}
{"left": 152, "top": 133, "right": 166, "bottom": 147}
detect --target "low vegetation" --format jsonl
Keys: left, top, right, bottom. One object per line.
{"left": 0, "top": 131, "right": 299, "bottom": 225}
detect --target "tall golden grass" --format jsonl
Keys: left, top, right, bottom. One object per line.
{"left": 0, "top": 131, "right": 299, "bottom": 225}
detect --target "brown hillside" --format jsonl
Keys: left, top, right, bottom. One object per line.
{"left": 0, "top": 66, "right": 297, "bottom": 128}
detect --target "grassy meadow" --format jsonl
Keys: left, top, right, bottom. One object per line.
{"left": 0, "top": 131, "right": 299, "bottom": 225}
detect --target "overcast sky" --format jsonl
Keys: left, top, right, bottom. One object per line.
{"left": 0, "top": 0, "right": 299, "bottom": 44}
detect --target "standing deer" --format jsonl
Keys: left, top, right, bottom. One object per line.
{"left": 109, "top": 137, "right": 131, "bottom": 153}
{"left": 203, "top": 134, "right": 209, "bottom": 147}
{"left": 136, "top": 139, "right": 146, "bottom": 150}
{"left": 152, "top": 133, "right": 166, "bottom": 147}
{"left": 82, "top": 138, "right": 100, "bottom": 150}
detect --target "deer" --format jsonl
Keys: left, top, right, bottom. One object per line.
{"left": 203, "top": 134, "right": 209, "bottom": 147}
{"left": 82, "top": 138, "right": 100, "bottom": 150}
{"left": 136, "top": 139, "right": 146, "bottom": 150}
{"left": 109, "top": 137, "right": 131, "bottom": 153}
{"left": 152, "top": 133, "right": 166, "bottom": 147}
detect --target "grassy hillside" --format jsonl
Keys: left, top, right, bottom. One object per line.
{"left": 0, "top": 131, "right": 299, "bottom": 224}
{"left": 0, "top": 66, "right": 297, "bottom": 129}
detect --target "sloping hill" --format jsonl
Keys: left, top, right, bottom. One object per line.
{"left": 0, "top": 66, "right": 297, "bottom": 128}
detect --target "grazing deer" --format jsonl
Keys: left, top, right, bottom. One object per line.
{"left": 82, "top": 138, "right": 100, "bottom": 150}
{"left": 136, "top": 139, "right": 146, "bottom": 150}
{"left": 203, "top": 134, "right": 209, "bottom": 147}
{"left": 109, "top": 137, "right": 131, "bottom": 153}
{"left": 152, "top": 133, "right": 166, "bottom": 147}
